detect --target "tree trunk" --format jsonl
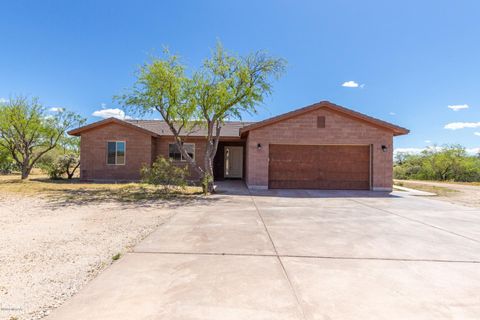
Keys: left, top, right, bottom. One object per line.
{"left": 202, "top": 156, "right": 215, "bottom": 194}
{"left": 21, "top": 165, "right": 31, "bottom": 180}
{"left": 67, "top": 161, "right": 80, "bottom": 179}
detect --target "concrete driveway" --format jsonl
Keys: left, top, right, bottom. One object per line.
{"left": 48, "top": 181, "right": 480, "bottom": 320}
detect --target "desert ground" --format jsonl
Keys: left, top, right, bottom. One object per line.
{"left": 0, "top": 175, "right": 203, "bottom": 320}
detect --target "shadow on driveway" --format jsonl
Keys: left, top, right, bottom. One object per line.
{"left": 215, "top": 180, "right": 401, "bottom": 198}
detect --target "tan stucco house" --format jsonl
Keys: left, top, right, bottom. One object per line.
{"left": 69, "top": 101, "right": 409, "bottom": 191}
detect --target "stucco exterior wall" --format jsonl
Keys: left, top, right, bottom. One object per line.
{"left": 79, "top": 123, "right": 152, "bottom": 181}
{"left": 245, "top": 108, "right": 394, "bottom": 190}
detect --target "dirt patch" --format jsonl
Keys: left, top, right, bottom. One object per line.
{"left": 394, "top": 179, "right": 480, "bottom": 208}
{"left": 0, "top": 176, "right": 209, "bottom": 320}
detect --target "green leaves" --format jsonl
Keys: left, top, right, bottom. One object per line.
{"left": 118, "top": 42, "right": 286, "bottom": 128}
{"left": 117, "top": 42, "right": 286, "bottom": 192}
{"left": 394, "top": 145, "right": 480, "bottom": 182}
{"left": 0, "top": 95, "right": 85, "bottom": 178}
{"left": 196, "top": 42, "right": 286, "bottom": 122}
{"left": 118, "top": 52, "right": 192, "bottom": 123}
{"left": 141, "top": 156, "right": 188, "bottom": 192}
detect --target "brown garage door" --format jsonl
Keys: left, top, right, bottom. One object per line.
{"left": 269, "top": 144, "right": 370, "bottom": 190}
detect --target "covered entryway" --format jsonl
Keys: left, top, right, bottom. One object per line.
{"left": 224, "top": 146, "right": 243, "bottom": 178}
{"left": 268, "top": 144, "right": 371, "bottom": 189}
{"left": 213, "top": 141, "right": 246, "bottom": 180}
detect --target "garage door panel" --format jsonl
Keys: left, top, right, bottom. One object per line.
{"left": 268, "top": 145, "right": 370, "bottom": 190}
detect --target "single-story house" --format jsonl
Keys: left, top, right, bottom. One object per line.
{"left": 69, "top": 101, "right": 409, "bottom": 191}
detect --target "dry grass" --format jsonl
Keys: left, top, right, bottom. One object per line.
{"left": 394, "top": 179, "right": 480, "bottom": 187}
{"left": 0, "top": 173, "right": 203, "bottom": 205}
{"left": 430, "top": 181, "right": 480, "bottom": 187}
{"left": 395, "top": 181, "right": 459, "bottom": 197}
{"left": 0, "top": 173, "right": 209, "bottom": 320}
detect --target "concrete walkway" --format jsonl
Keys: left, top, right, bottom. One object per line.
{"left": 48, "top": 181, "right": 480, "bottom": 319}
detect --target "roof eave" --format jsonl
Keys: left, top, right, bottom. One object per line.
{"left": 393, "top": 128, "right": 410, "bottom": 136}
{"left": 240, "top": 101, "right": 410, "bottom": 136}
{"left": 68, "top": 117, "right": 159, "bottom": 137}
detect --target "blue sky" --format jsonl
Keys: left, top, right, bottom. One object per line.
{"left": 1, "top": 0, "right": 479, "bottom": 153}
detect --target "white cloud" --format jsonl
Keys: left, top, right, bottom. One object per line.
{"left": 342, "top": 80, "right": 360, "bottom": 88}
{"left": 474, "top": 132, "right": 480, "bottom": 136}
{"left": 444, "top": 122, "right": 480, "bottom": 130}
{"left": 92, "top": 108, "right": 132, "bottom": 120}
{"left": 100, "top": 103, "right": 106, "bottom": 109}
{"left": 467, "top": 148, "right": 480, "bottom": 154}
{"left": 447, "top": 104, "right": 469, "bottom": 111}
{"left": 424, "top": 140, "right": 431, "bottom": 144}
{"left": 389, "top": 112, "right": 396, "bottom": 116}
{"left": 0, "top": 98, "right": 8, "bottom": 103}
{"left": 48, "top": 107, "right": 64, "bottom": 112}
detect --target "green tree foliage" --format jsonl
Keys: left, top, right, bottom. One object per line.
{"left": 394, "top": 145, "right": 480, "bottom": 182}
{"left": 0, "top": 145, "right": 17, "bottom": 174}
{"left": 118, "top": 43, "right": 286, "bottom": 193}
{"left": 141, "top": 156, "right": 188, "bottom": 192}
{"left": 37, "top": 134, "right": 81, "bottom": 179}
{"left": 57, "top": 136, "right": 81, "bottom": 179}
{"left": 0, "top": 96, "right": 85, "bottom": 179}
{"left": 38, "top": 150, "right": 66, "bottom": 179}
{"left": 38, "top": 152, "right": 80, "bottom": 180}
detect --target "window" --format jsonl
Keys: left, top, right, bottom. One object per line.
{"left": 169, "top": 143, "right": 195, "bottom": 161}
{"left": 107, "top": 141, "right": 125, "bottom": 165}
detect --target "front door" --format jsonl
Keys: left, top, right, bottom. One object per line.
{"left": 224, "top": 146, "right": 243, "bottom": 178}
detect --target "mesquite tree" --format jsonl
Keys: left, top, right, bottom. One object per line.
{"left": 58, "top": 135, "right": 81, "bottom": 179}
{"left": 119, "top": 43, "right": 285, "bottom": 193}
{"left": 0, "top": 96, "right": 84, "bottom": 179}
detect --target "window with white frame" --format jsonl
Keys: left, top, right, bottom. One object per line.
{"left": 169, "top": 143, "right": 195, "bottom": 161}
{"left": 107, "top": 141, "right": 125, "bottom": 165}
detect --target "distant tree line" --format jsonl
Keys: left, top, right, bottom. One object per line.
{"left": 0, "top": 96, "right": 84, "bottom": 179}
{"left": 394, "top": 145, "right": 480, "bottom": 182}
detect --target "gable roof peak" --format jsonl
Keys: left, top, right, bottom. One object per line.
{"left": 68, "top": 117, "right": 160, "bottom": 137}
{"left": 240, "top": 101, "right": 409, "bottom": 136}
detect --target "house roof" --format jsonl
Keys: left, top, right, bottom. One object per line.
{"left": 240, "top": 101, "right": 410, "bottom": 136}
{"left": 69, "top": 101, "right": 409, "bottom": 138}
{"left": 124, "top": 120, "right": 254, "bottom": 137}
{"left": 68, "top": 117, "right": 161, "bottom": 137}
{"left": 68, "top": 117, "right": 254, "bottom": 138}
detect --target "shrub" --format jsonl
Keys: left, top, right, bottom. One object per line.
{"left": 141, "top": 156, "right": 188, "bottom": 192}
{"left": 58, "top": 154, "right": 80, "bottom": 179}
{"left": 38, "top": 153, "right": 65, "bottom": 179}
{"left": 38, "top": 153, "right": 80, "bottom": 179}
{"left": 394, "top": 145, "right": 480, "bottom": 182}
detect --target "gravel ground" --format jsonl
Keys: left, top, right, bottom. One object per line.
{"left": 0, "top": 193, "right": 183, "bottom": 320}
